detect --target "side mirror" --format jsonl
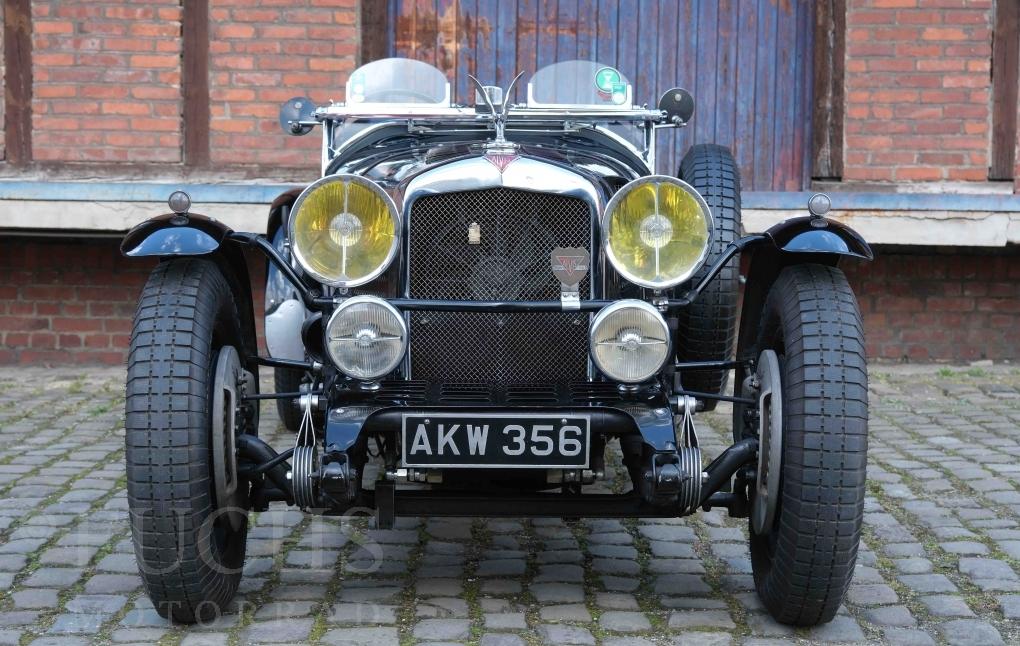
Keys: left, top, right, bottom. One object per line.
{"left": 657, "top": 88, "right": 695, "bottom": 125}
{"left": 279, "top": 97, "right": 316, "bottom": 136}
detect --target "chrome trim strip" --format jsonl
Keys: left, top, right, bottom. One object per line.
{"left": 315, "top": 104, "right": 664, "bottom": 122}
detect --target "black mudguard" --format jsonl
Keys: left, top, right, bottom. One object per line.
{"left": 764, "top": 215, "right": 872, "bottom": 260}
{"left": 121, "top": 211, "right": 233, "bottom": 258}
{"left": 264, "top": 188, "right": 303, "bottom": 315}
{"left": 731, "top": 217, "right": 872, "bottom": 442}
{"left": 120, "top": 212, "right": 259, "bottom": 365}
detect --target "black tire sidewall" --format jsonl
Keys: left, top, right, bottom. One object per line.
{"left": 126, "top": 258, "right": 250, "bottom": 623}
{"left": 676, "top": 144, "right": 741, "bottom": 409}
{"left": 747, "top": 263, "right": 868, "bottom": 626}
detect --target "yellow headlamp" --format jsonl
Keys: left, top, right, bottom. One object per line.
{"left": 289, "top": 174, "right": 400, "bottom": 287}
{"left": 601, "top": 175, "right": 713, "bottom": 289}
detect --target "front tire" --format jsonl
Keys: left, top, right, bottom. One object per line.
{"left": 676, "top": 144, "right": 741, "bottom": 409}
{"left": 125, "top": 259, "right": 252, "bottom": 623}
{"left": 748, "top": 264, "right": 868, "bottom": 626}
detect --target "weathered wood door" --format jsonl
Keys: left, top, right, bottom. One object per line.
{"left": 384, "top": 0, "right": 815, "bottom": 191}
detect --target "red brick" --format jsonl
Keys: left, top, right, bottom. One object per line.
{"left": 20, "top": 350, "right": 73, "bottom": 365}
{"left": 845, "top": 1, "right": 993, "bottom": 183}
{"left": 208, "top": 0, "right": 358, "bottom": 167}
{"left": 32, "top": 1, "right": 183, "bottom": 162}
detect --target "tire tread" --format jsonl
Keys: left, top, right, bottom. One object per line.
{"left": 677, "top": 144, "right": 741, "bottom": 407}
{"left": 125, "top": 258, "right": 247, "bottom": 623}
{"left": 751, "top": 263, "right": 868, "bottom": 626}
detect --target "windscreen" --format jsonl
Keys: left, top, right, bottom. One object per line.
{"left": 527, "top": 61, "right": 632, "bottom": 108}
{"left": 346, "top": 58, "right": 450, "bottom": 105}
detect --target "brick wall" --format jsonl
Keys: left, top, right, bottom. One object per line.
{"left": 208, "top": 0, "right": 358, "bottom": 168}
{"left": 0, "top": 238, "right": 268, "bottom": 365}
{"left": 30, "top": 1, "right": 184, "bottom": 163}
{"left": 0, "top": 238, "right": 1016, "bottom": 365}
{"left": 22, "top": 0, "right": 359, "bottom": 169}
{"left": 845, "top": 249, "right": 1020, "bottom": 362}
{"left": 844, "top": 0, "right": 993, "bottom": 182}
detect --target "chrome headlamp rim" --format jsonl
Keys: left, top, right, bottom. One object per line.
{"left": 325, "top": 295, "right": 408, "bottom": 380}
{"left": 589, "top": 299, "right": 672, "bottom": 384}
{"left": 600, "top": 174, "right": 715, "bottom": 290}
{"left": 289, "top": 173, "right": 402, "bottom": 288}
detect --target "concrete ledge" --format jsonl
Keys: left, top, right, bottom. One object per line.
{"left": 0, "top": 200, "right": 262, "bottom": 234}
{"left": 1, "top": 181, "right": 1019, "bottom": 245}
{"left": 744, "top": 209, "right": 1020, "bottom": 247}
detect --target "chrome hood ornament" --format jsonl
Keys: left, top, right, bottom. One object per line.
{"left": 467, "top": 71, "right": 525, "bottom": 151}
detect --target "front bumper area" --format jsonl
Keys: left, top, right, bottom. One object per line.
{"left": 236, "top": 380, "right": 755, "bottom": 528}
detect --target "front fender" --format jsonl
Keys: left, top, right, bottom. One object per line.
{"left": 764, "top": 215, "right": 873, "bottom": 260}
{"left": 730, "top": 216, "right": 871, "bottom": 443}
{"left": 121, "top": 212, "right": 257, "bottom": 363}
{"left": 120, "top": 212, "right": 232, "bottom": 257}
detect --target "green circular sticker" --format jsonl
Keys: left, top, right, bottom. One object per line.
{"left": 595, "top": 67, "right": 622, "bottom": 93}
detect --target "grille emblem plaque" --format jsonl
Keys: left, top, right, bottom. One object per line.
{"left": 468, "top": 221, "right": 481, "bottom": 244}
{"left": 551, "top": 247, "right": 590, "bottom": 286}
{"left": 552, "top": 247, "right": 588, "bottom": 311}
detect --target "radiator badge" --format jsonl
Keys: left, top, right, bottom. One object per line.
{"left": 484, "top": 151, "right": 518, "bottom": 173}
{"left": 468, "top": 222, "right": 481, "bottom": 245}
{"left": 550, "top": 247, "right": 590, "bottom": 286}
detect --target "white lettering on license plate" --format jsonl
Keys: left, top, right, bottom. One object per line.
{"left": 401, "top": 415, "right": 590, "bottom": 468}
{"left": 409, "top": 423, "right": 491, "bottom": 456}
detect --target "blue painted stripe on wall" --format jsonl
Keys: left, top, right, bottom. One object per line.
{"left": 0, "top": 181, "right": 1016, "bottom": 212}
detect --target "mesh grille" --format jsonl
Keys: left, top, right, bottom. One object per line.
{"left": 408, "top": 188, "right": 591, "bottom": 300}
{"left": 407, "top": 188, "right": 592, "bottom": 383}
{"left": 409, "top": 311, "right": 589, "bottom": 382}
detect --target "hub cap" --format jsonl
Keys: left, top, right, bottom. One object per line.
{"left": 751, "top": 349, "right": 783, "bottom": 536}
{"left": 212, "top": 346, "right": 249, "bottom": 531}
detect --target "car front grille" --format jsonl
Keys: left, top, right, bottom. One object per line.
{"left": 407, "top": 187, "right": 592, "bottom": 383}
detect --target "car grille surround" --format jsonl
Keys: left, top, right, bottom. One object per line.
{"left": 407, "top": 187, "right": 593, "bottom": 384}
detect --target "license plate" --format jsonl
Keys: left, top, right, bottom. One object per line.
{"left": 401, "top": 413, "right": 590, "bottom": 469}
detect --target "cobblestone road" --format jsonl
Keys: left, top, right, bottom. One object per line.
{"left": 0, "top": 365, "right": 1019, "bottom": 645}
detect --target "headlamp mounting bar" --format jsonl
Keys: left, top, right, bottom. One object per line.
{"left": 230, "top": 231, "right": 767, "bottom": 315}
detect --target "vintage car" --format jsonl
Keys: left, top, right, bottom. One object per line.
{"left": 121, "top": 58, "right": 871, "bottom": 626}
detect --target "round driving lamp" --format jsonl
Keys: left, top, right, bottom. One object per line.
{"left": 590, "top": 300, "right": 671, "bottom": 383}
{"left": 325, "top": 296, "right": 407, "bottom": 380}
{"left": 290, "top": 174, "right": 400, "bottom": 287}
{"left": 602, "top": 175, "right": 713, "bottom": 289}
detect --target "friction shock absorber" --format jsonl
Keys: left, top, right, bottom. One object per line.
{"left": 676, "top": 394, "right": 702, "bottom": 516}
{"left": 291, "top": 392, "right": 321, "bottom": 509}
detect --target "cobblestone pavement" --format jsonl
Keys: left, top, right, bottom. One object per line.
{"left": 1, "top": 365, "right": 1020, "bottom": 645}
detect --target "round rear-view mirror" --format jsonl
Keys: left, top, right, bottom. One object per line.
{"left": 657, "top": 88, "right": 695, "bottom": 125}
{"left": 279, "top": 97, "right": 316, "bottom": 136}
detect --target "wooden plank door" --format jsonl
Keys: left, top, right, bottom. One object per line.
{"left": 385, "top": 0, "right": 815, "bottom": 191}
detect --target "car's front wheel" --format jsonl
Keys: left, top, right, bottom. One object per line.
{"left": 748, "top": 264, "right": 868, "bottom": 625}
{"left": 125, "top": 258, "right": 253, "bottom": 623}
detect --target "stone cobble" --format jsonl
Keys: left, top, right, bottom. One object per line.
{"left": 0, "top": 365, "right": 1018, "bottom": 644}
